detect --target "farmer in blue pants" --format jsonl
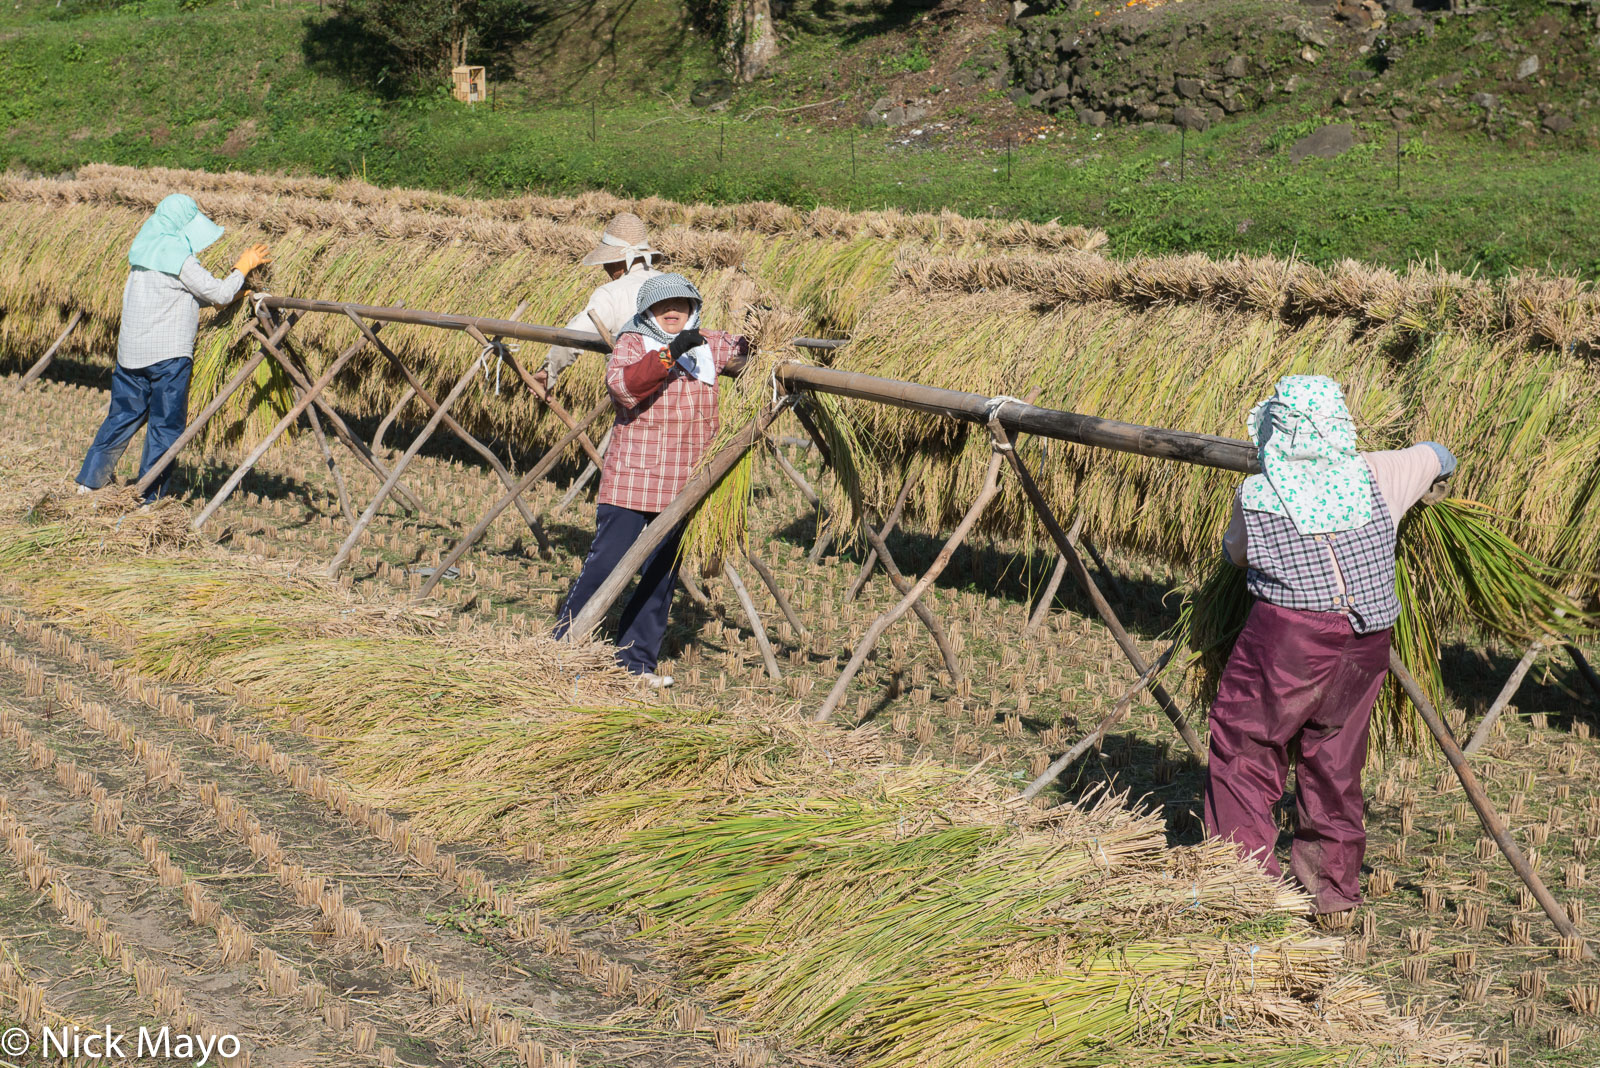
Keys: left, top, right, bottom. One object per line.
{"left": 76, "top": 195, "right": 269, "bottom": 501}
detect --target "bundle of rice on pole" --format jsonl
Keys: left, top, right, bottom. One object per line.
{"left": 821, "top": 256, "right": 1600, "bottom": 753}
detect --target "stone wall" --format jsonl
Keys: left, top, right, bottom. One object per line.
{"left": 1007, "top": 16, "right": 1296, "bottom": 130}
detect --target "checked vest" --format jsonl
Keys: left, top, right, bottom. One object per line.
{"left": 1242, "top": 476, "right": 1400, "bottom": 635}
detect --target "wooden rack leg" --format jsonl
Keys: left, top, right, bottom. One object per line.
{"left": 770, "top": 437, "right": 820, "bottom": 507}
{"left": 746, "top": 551, "right": 808, "bottom": 639}
{"left": 131, "top": 344, "right": 272, "bottom": 499}
{"left": 813, "top": 426, "right": 1008, "bottom": 724}
{"left": 1024, "top": 548, "right": 1072, "bottom": 638}
{"left": 990, "top": 411, "right": 1206, "bottom": 761}
{"left": 304, "top": 403, "right": 355, "bottom": 526}
{"left": 1464, "top": 638, "right": 1548, "bottom": 756}
{"left": 857, "top": 517, "right": 963, "bottom": 682}
{"left": 371, "top": 386, "right": 415, "bottom": 452}
{"left": 354, "top": 314, "right": 552, "bottom": 555}
{"left": 1390, "top": 651, "right": 1593, "bottom": 959}
{"left": 17, "top": 309, "right": 84, "bottom": 388}
{"left": 808, "top": 521, "right": 837, "bottom": 566}
{"left": 192, "top": 330, "right": 374, "bottom": 531}
{"left": 418, "top": 400, "right": 610, "bottom": 599}
{"left": 1018, "top": 640, "right": 1179, "bottom": 800}
{"left": 328, "top": 347, "right": 489, "bottom": 578}
{"left": 553, "top": 428, "right": 611, "bottom": 517}
{"left": 788, "top": 403, "right": 840, "bottom": 566}
{"left": 1024, "top": 515, "right": 1082, "bottom": 634}
{"left": 563, "top": 405, "right": 788, "bottom": 643}
{"left": 1080, "top": 532, "right": 1126, "bottom": 602}
{"left": 678, "top": 570, "right": 713, "bottom": 609}
{"left": 1564, "top": 643, "right": 1600, "bottom": 703}
{"left": 846, "top": 457, "right": 924, "bottom": 602}
{"left": 247, "top": 320, "right": 423, "bottom": 514}
{"left": 494, "top": 347, "right": 606, "bottom": 468}
{"left": 724, "top": 559, "right": 781, "bottom": 680}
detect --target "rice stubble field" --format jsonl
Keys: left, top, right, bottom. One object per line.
{"left": 1, "top": 367, "right": 1598, "bottom": 1064}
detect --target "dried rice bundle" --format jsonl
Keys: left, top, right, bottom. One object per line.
{"left": 1, "top": 489, "right": 196, "bottom": 563}
{"left": 75, "top": 163, "right": 1108, "bottom": 253}
{"left": 0, "top": 523, "right": 1474, "bottom": 1068}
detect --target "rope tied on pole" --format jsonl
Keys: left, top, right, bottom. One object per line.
{"left": 983, "top": 395, "right": 1026, "bottom": 448}
{"left": 478, "top": 337, "right": 514, "bottom": 395}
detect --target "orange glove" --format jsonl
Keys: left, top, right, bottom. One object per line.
{"left": 234, "top": 243, "right": 271, "bottom": 276}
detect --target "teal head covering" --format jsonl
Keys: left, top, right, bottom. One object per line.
{"left": 1239, "top": 375, "right": 1373, "bottom": 535}
{"left": 127, "top": 194, "right": 226, "bottom": 275}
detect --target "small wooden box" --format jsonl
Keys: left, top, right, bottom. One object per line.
{"left": 451, "top": 65, "right": 487, "bottom": 104}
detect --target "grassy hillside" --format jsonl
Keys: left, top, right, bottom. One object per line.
{"left": 1, "top": 0, "right": 1598, "bottom": 275}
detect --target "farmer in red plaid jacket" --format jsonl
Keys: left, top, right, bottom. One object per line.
{"left": 553, "top": 274, "right": 749, "bottom": 687}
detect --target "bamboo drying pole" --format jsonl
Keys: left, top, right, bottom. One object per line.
{"left": 1389, "top": 652, "right": 1594, "bottom": 959}
{"left": 261, "top": 296, "right": 615, "bottom": 355}
{"left": 561, "top": 402, "right": 791, "bottom": 643}
{"left": 775, "top": 364, "right": 1260, "bottom": 473}
{"left": 812, "top": 421, "right": 1008, "bottom": 723}
{"left": 16, "top": 309, "right": 84, "bottom": 388}
{"left": 417, "top": 399, "right": 612, "bottom": 599}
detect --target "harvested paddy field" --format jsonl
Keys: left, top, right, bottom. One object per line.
{"left": 3, "top": 164, "right": 1600, "bottom": 1067}
{"left": 1, "top": 369, "right": 1598, "bottom": 1066}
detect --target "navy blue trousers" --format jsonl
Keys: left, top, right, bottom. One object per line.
{"left": 76, "top": 357, "right": 193, "bottom": 500}
{"left": 554, "top": 503, "right": 684, "bottom": 674}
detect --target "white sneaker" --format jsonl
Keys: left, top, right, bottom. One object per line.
{"left": 640, "top": 672, "right": 674, "bottom": 689}
{"left": 75, "top": 483, "right": 93, "bottom": 495}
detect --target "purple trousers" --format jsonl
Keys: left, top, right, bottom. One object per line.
{"left": 1203, "top": 600, "right": 1391, "bottom": 913}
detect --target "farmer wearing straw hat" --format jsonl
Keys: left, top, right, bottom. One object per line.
{"left": 541, "top": 212, "right": 663, "bottom": 382}
{"left": 75, "top": 194, "right": 269, "bottom": 501}
{"left": 553, "top": 273, "right": 749, "bottom": 687}
{"left": 1206, "top": 375, "right": 1455, "bottom": 915}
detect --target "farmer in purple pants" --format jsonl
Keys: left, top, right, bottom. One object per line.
{"left": 1204, "top": 375, "right": 1455, "bottom": 914}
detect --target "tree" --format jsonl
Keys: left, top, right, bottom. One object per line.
{"left": 329, "top": 0, "right": 542, "bottom": 83}
{"left": 686, "top": 0, "right": 779, "bottom": 82}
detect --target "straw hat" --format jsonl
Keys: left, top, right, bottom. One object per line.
{"left": 580, "top": 212, "right": 662, "bottom": 268}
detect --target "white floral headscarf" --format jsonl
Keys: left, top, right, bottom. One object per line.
{"left": 1240, "top": 375, "right": 1373, "bottom": 535}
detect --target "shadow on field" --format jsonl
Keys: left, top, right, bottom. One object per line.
{"left": 772, "top": 515, "right": 1184, "bottom": 639}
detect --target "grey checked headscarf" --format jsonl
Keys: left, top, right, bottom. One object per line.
{"left": 621, "top": 273, "right": 703, "bottom": 345}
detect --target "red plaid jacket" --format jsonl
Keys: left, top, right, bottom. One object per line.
{"left": 598, "top": 330, "right": 748, "bottom": 513}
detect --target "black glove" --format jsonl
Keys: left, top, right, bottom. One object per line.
{"left": 667, "top": 329, "right": 705, "bottom": 360}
